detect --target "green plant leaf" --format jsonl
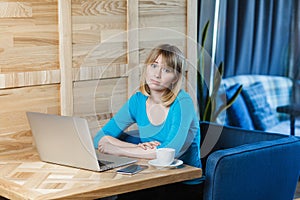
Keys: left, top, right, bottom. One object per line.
{"left": 198, "top": 20, "right": 241, "bottom": 122}
{"left": 201, "top": 21, "right": 210, "bottom": 48}
{"left": 203, "top": 96, "right": 212, "bottom": 121}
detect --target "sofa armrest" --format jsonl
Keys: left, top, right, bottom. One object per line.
{"left": 200, "top": 122, "right": 286, "bottom": 150}
{"left": 203, "top": 136, "right": 300, "bottom": 200}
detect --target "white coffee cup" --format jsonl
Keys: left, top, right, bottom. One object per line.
{"left": 156, "top": 148, "right": 175, "bottom": 166}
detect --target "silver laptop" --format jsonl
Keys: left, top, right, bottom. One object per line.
{"left": 26, "top": 112, "right": 136, "bottom": 172}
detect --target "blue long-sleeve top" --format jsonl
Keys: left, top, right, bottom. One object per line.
{"left": 93, "top": 90, "right": 202, "bottom": 184}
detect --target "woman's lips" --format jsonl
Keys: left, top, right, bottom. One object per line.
{"left": 150, "top": 79, "right": 160, "bottom": 85}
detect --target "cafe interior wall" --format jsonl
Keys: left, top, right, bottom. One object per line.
{"left": 0, "top": 0, "right": 198, "bottom": 151}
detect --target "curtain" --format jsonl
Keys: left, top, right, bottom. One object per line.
{"left": 198, "top": 0, "right": 295, "bottom": 78}
{"left": 291, "top": 0, "right": 300, "bottom": 104}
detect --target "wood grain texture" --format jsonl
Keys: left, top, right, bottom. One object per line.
{"left": 0, "top": 70, "right": 60, "bottom": 89}
{"left": 137, "top": 0, "right": 187, "bottom": 72}
{"left": 72, "top": 0, "right": 127, "bottom": 69}
{"left": 0, "top": 85, "right": 60, "bottom": 147}
{"left": 0, "top": 1, "right": 197, "bottom": 181}
{"left": 59, "top": 0, "right": 73, "bottom": 116}
{"left": 127, "top": 0, "right": 139, "bottom": 96}
{"left": 0, "top": 2, "right": 32, "bottom": 18}
{"left": 72, "top": 64, "right": 127, "bottom": 81}
{"left": 0, "top": 1, "right": 59, "bottom": 73}
{"left": 186, "top": 0, "right": 198, "bottom": 108}
{"left": 73, "top": 78, "right": 127, "bottom": 136}
{"left": 0, "top": 147, "right": 202, "bottom": 200}
{"left": 0, "top": 1, "right": 60, "bottom": 141}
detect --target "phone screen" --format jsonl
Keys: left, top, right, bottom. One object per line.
{"left": 116, "top": 164, "right": 148, "bottom": 175}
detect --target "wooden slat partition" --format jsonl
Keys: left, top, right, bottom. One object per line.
{"left": 71, "top": 0, "right": 197, "bottom": 132}
{"left": 71, "top": 0, "right": 129, "bottom": 133}
{"left": 127, "top": 0, "right": 140, "bottom": 96}
{"left": 0, "top": 0, "right": 197, "bottom": 152}
{"left": 59, "top": 0, "right": 73, "bottom": 116}
{"left": 187, "top": 0, "right": 198, "bottom": 110}
{"left": 0, "top": 70, "right": 60, "bottom": 89}
{"left": 0, "top": 0, "right": 60, "bottom": 150}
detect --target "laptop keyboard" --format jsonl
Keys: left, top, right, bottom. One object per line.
{"left": 98, "top": 160, "right": 117, "bottom": 171}
{"left": 98, "top": 160, "right": 114, "bottom": 167}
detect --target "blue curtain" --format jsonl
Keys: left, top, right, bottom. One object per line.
{"left": 291, "top": 0, "right": 300, "bottom": 104}
{"left": 198, "top": 0, "right": 295, "bottom": 78}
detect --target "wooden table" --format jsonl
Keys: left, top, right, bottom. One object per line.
{"left": 0, "top": 147, "right": 202, "bottom": 200}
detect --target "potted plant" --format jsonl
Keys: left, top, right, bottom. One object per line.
{"left": 197, "top": 21, "right": 242, "bottom": 122}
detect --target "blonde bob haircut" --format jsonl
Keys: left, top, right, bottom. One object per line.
{"left": 139, "top": 44, "right": 185, "bottom": 107}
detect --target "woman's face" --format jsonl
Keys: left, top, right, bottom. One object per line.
{"left": 145, "top": 54, "right": 178, "bottom": 93}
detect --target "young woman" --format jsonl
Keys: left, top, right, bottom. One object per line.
{"left": 94, "top": 44, "right": 203, "bottom": 200}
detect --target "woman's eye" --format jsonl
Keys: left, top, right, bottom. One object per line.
{"left": 151, "top": 63, "right": 158, "bottom": 68}
{"left": 162, "top": 68, "right": 172, "bottom": 73}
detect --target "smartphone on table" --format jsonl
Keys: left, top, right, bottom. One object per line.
{"left": 116, "top": 164, "right": 148, "bottom": 175}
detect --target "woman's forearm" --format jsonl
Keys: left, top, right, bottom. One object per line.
{"left": 102, "top": 143, "right": 156, "bottom": 159}
{"left": 100, "top": 135, "right": 137, "bottom": 148}
{"left": 98, "top": 136, "right": 156, "bottom": 159}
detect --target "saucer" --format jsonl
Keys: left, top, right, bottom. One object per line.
{"left": 148, "top": 159, "right": 183, "bottom": 169}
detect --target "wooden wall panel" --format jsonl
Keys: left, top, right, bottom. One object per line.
{"left": 0, "top": 85, "right": 60, "bottom": 131}
{"left": 138, "top": 0, "right": 187, "bottom": 57}
{"left": 73, "top": 78, "right": 127, "bottom": 116}
{"left": 0, "top": 0, "right": 197, "bottom": 150}
{"left": 0, "top": 2, "right": 32, "bottom": 18}
{"left": 72, "top": 0, "right": 197, "bottom": 133}
{"left": 0, "top": 1, "right": 60, "bottom": 148}
{"left": 72, "top": 0, "right": 129, "bottom": 132}
{"left": 0, "top": 69, "right": 60, "bottom": 89}
{"left": 59, "top": 0, "right": 73, "bottom": 116}
{"left": 0, "top": 85, "right": 60, "bottom": 151}
{"left": 72, "top": 0, "right": 127, "bottom": 69}
{"left": 73, "top": 78, "right": 127, "bottom": 136}
{"left": 0, "top": 1, "right": 58, "bottom": 73}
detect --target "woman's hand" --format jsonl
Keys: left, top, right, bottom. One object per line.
{"left": 137, "top": 141, "right": 161, "bottom": 150}
{"left": 98, "top": 137, "right": 110, "bottom": 154}
{"left": 97, "top": 136, "right": 158, "bottom": 159}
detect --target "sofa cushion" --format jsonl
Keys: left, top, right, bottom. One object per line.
{"left": 204, "top": 136, "right": 300, "bottom": 200}
{"left": 226, "top": 84, "right": 255, "bottom": 130}
{"left": 242, "top": 82, "right": 279, "bottom": 130}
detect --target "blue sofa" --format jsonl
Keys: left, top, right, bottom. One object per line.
{"left": 123, "top": 122, "right": 300, "bottom": 200}
{"left": 200, "top": 122, "right": 300, "bottom": 200}
{"left": 217, "top": 75, "right": 299, "bottom": 136}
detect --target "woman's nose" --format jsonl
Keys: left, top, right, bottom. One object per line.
{"left": 154, "top": 67, "right": 161, "bottom": 78}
